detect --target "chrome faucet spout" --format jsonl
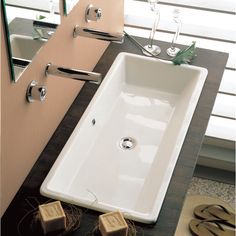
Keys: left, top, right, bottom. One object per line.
{"left": 73, "top": 25, "right": 124, "bottom": 44}
{"left": 45, "top": 63, "right": 102, "bottom": 84}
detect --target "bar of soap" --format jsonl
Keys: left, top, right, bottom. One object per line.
{"left": 39, "top": 201, "right": 66, "bottom": 234}
{"left": 99, "top": 211, "right": 128, "bottom": 236}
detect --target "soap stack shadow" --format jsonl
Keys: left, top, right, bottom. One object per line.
{"left": 86, "top": 219, "right": 138, "bottom": 236}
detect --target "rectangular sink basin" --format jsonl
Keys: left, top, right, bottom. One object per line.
{"left": 41, "top": 52, "right": 207, "bottom": 223}
{"left": 10, "top": 34, "right": 45, "bottom": 60}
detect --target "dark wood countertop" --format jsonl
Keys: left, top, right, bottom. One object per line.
{"left": 1, "top": 36, "right": 228, "bottom": 236}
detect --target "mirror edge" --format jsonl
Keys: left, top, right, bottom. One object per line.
{"left": 1, "top": 0, "right": 15, "bottom": 82}
{"left": 63, "top": 0, "right": 68, "bottom": 16}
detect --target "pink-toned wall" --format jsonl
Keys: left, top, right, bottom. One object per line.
{"left": 0, "top": 0, "right": 123, "bottom": 216}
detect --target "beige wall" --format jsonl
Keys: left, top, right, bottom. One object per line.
{"left": 1, "top": 0, "right": 123, "bottom": 216}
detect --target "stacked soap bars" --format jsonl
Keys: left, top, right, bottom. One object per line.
{"left": 39, "top": 201, "right": 66, "bottom": 234}
{"left": 99, "top": 211, "right": 128, "bottom": 236}
{"left": 38, "top": 201, "right": 128, "bottom": 236}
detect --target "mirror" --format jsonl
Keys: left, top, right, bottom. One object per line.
{"left": 63, "top": 0, "right": 80, "bottom": 16}
{"left": 2, "top": 0, "right": 62, "bottom": 82}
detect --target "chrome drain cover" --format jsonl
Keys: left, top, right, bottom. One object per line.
{"left": 119, "top": 137, "right": 136, "bottom": 150}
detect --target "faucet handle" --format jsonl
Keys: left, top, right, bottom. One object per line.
{"left": 85, "top": 4, "right": 102, "bottom": 22}
{"left": 26, "top": 80, "right": 47, "bottom": 103}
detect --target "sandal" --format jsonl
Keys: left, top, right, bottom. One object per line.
{"left": 194, "top": 204, "right": 235, "bottom": 228}
{"left": 189, "top": 219, "right": 235, "bottom": 236}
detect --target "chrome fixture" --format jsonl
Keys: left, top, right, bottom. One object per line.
{"left": 85, "top": 4, "right": 102, "bottom": 22}
{"left": 45, "top": 63, "right": 102, "bottom": 84}
{"left": 33, "top": 20, "right": 57, "bottom": 40}
{"left": 73, "top": 26, "right": 124, "bottom": 44}
{"left": 26, "top": 80, "right": 47, "bottom": 102}
{"left": 119, "top": 137, "right": 136, "bottom": 150}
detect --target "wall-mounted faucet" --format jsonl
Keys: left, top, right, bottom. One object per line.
{"left": 73, "top": 26, "right": 124, "bottom": 44}
{"left": 26, "top": 64, "right": 101, "bottom": 103}
{"left": 45, "top": 63, "right": 102, "bottom": 84}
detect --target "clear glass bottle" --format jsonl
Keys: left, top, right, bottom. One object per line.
{"left": 166, "top": 8, "right": 181, "bottom": 57}
{"left": 48, "top": 0, "right": 55, "bottom": 22}
{"left": 142, "top": 0, "right": 161, "bottom": 56}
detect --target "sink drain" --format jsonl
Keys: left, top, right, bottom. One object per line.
{"left": 119, "top": 137, "right": 136, "bottom": 150}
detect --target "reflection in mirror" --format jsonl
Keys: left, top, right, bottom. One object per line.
{"left": 3, "top": 0, "right": 61, "bottom": 82}
{"left": 63, "top": 0, "right": 79, "bottom": 16}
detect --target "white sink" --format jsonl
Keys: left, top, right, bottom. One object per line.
{"left": 10, "top": 34, "right": 45, "bottom": 60}
{"left": 41, "top": 52, "right": 207, "bottom": 223}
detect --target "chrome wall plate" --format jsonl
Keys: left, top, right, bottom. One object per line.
{"left": 26, "top": 80, "right": 47, "bottom": 103}
{"left": 85, "top": 4, "right": 102, "bottom": 22}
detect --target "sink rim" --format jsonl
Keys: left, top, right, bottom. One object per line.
{"left": 40, "top": 52, "right": 208, "bottom": 224}
{"left": 10, "top": 33, "right": 45, "bottom": 60}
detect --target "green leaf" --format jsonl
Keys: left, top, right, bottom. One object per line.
{"left": 36, "top": 15, "right": 46, "bottom": 20}
{"left": 172, "top": 41, "right": 196, "bottom": 65}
